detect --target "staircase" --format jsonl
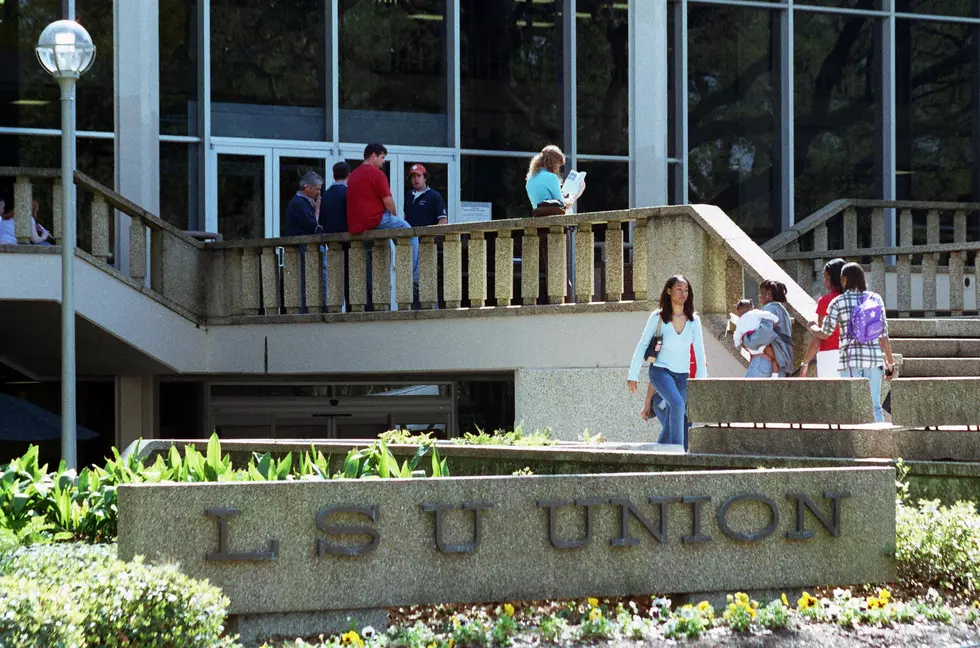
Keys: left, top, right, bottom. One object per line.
{"left": 890, "top": 319, "right": 980, "bottom": 377}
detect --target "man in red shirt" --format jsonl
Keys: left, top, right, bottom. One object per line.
{"left": 346, "top": 143, "right": 418, "bottom": 289}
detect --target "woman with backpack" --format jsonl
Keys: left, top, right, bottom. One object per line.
{"left": 808, "top": 262, "right": 896, "bottom": 423}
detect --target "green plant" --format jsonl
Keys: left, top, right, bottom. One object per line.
{"left": 757, "top": 598, "right": 790, "bottom": 629}
{"left": 577, "top": 430, "right": 605, "bottom": 444}
{"left": 577, "top": 598, "right": 616, "bottom": 640}
{"left": 0, "top": 543, "right": 236, "bottom": 647}
{"left": 451, "top": 613, "right": 490, "bottom": 648}
{"left": 896, "top": 498, "right": 980, "bottom": 592}
{"left": 0, "top": 578, "right": 86, "bottom": 648}
{"left": 453, "top": 425, "right": 556, "bottom": 447}
{"left": 338, "top": 440, "right": 449, "bottom": 479}
{"left": 378, "top": 430, "right": 436, "bottom": 445}
{"left": 511, "top": 467, "right": 534, "bottom": 476}
{"left": 491, "top": 605, "right": 518, "bottom": 646}
{"left": 615, "top": 602, "right": 650, "bottom": 640}
{"left": 663, "top": 603, "right": 712, "bottom": 639}
{"left": 387, "top": 621, "right": 440, "bottom": 648}
{"left": 537, "top": 614, "right": 567, "bottom": 643}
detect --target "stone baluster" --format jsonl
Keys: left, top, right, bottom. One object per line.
{"left": 90, "top": 195, "right": 110, "bottom": 263}
{"left": 521, "top": 228, "right": 539, "bottom": 306}
{"left": 305, "top": 243, "right": 323, "bottom": 313}
{"left": 604, "top": 222, "right": 624, "bottom": 302}
{"left": 897, "top": 209, "right": 912, "bottom": 317}
{"left": 260, "top": 246, "right": 280, "bottom": 315}
{"left": 443, "top": 233, "right": 462, "bottom": 309}
{"left": 325, "top": 243, "right": 346, "bottom": 313}
{"left": 370, "top": 239, "right": 391, "bottom": 312}
{"left": 923, "top": 209, "right": 939, "bottom": 317}
{"left": 348, "top": 243, "right": 368, "bottom": 312}
{"left": 870, "top": 208, "right": 886, "bottom": 296}
{"left": 813, "top": 223, "right": 829, "bottom": 294}
{"left": 129, "top": 214, "right": 147, "bottom": 283}
{"left": 282, "top": 246, "right": 303, "bottom": 314}
{"left": 574, "top": 223, "right": 594, "bottom": 303}
{"left": 843, "top": 207, "right": 858, "bottom": 253}
{"left": 467, "top": 232, "right": 488, "bottom": 308}
{"left": 13, "top": 177, "right": 33, "bottom": 244}
{"left": 240, "top": 248, "right": 261, "bottom": 315}
{"left": 950, "top": 210, "right": 967, "bottom": 316}
{"left": 495, "top": 231, "right": 514, "bottom": 307}
{"left": 419, "top": 236, "right": 439, "bottom": 309}
{"left": 547, "top": 226, "right": 567, "bottom": 304}
{"left": 632, "top": 220, "right": 647, "bottom": 300}
{"left": 52, "top": 183, "right": 63, "bottom": 240}
{"left": 395, "top": 237, "right": 414, "bottom": 310}
{"left": 784, "top": 241, "right": 809, "bottom": 293}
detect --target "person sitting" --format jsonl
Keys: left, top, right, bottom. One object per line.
{"left": 732, "top": 299, "right": 779, "bottom": 377}
{"left": 525, "top": 145, "right": 584, "bottom": 216}
{"left": 0, "top": 198, "right": 51, "bottom": 245}
{"left": 285, "top": 172, "right": 323, "bottom": 237}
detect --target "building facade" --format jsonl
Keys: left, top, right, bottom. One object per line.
{"left": 1, "top": 0, "right": 978, "bottom": 458}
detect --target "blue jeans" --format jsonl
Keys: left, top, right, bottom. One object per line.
{"left": 376, "top": 212, "right": 418, "bottom": 285}
{"left": 650, "top": 366, "right": 689, "bottom": 449}
{"left": 745, "top": 355, "right": 776, "bottom": 377}
{"left": 841, "top": 366, "right": 885, "bottom": 423}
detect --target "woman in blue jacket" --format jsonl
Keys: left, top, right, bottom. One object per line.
{"left": 627, "top": 275, "right": 708, "bottom": 450}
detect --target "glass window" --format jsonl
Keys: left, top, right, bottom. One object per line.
{"left": 576, "top": 0, "right": 628, "bottom": 155}
{"left": 575, "top": 160, "right": 627, "bottom": 214}
{"left": 0, "top": 0, "right": 62, "bottom": 131}
{"left": 688, "top": 6, "right": 778, "bottom": 243}
{"left": 210, "top": 0, "right": 326, "bottom": 140}
{"left": 461, "top": 156, "right": 532, "bottom": 221}
{"left": 896, "top": 0, "right": 978, "bottom": 17}
{"left": 794, "top": 12, "right": 879, "bottom": 221}
{"left": 75, "top": 0, "right": 115, "bottom": 133}
{"left": 339, "top": 0, "right": 448, "bottom": 147}
{"left": 794, "top": 0, "right": 879, "bottom": 8}
{"left": 160, "top": 0, "right": 199, "bottom": 136}
{"left": 161, "top": 143, "right": 201, "bottom": 231}
{"left": 461, "top": 0, "right": 563, "bottom": 151}
{"left": 278, "top": 156, "right": 326, "bottom": 236}
{"left": 896, "top": 20, "right": 977, "bottom": 203}
{"left": 217, "top": 155, "right": 265, "bottom": 241}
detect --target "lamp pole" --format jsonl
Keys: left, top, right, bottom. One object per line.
{"left": 36, "top": 20, "right": 95, "bottom": 471}
{"left": 58, "top": 74, "right": 77, "bottom": 470}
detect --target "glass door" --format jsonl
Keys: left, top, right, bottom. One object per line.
{"left": 210, "top": 145, "right": 273, "bottom": 241}
{"left": 272, "top": 149, "right": 330, "bottom": 237}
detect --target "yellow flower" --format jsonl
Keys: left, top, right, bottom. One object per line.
{"left": 588, "top": 608, "right": 602, "bottom": 622}
{"left": 973, "top": 600, "right": 980, "bottom": 610}
{"left": 797, "top": 592, "right": 818, "bottom": 611}
{"left": 448, "top": 640, "right": 455, "bottom": 648}
{"left": 735, "top": 592, "right": 749, "bottom": 606}
{"left": 867, "top": 597, "right": 881, "bottom": 610}
{"left": 878, "top": 588, "right": 891, "bottom": 602}
{"left": 749, "top": 607, "right": 757, "bottom": 620}
{"left": 697, "top": 601, "right": 712, "bottom": 614}
{"left": 341, "top": 631, "right": 364, "bottom": 648}
{"left": 503, "top": 603, "right": 515, "bottom": 618}
{"left": 751, "top": 600, "right": 759, "bottom": 610}
{"left": 587, "top": 597, "right": 599, "bottom": 608}
{"left": 781, "top": 593, "right": 789, "bottom": 607}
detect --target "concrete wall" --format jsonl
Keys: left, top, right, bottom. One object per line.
{"left": 514, "top": 332, "right": 746, "bottom": 442}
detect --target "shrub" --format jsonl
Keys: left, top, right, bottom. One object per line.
{"left": 896, "top": 499, "right": 980, "bottom": 592}
{"left": 453, "top": 425, "right": 557, "bottom": 447}
{"left": 0, "top": 543, "right": 237, "bottom": 648}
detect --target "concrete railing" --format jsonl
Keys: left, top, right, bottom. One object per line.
{"left": 764, "top": 199, "right": 980, "bottom": 317}
{"left": 0, "top": 167, "right": 211, "bottom": 320}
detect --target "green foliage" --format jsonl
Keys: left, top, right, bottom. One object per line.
{"left": 0, "top": 435, "right": 449, "bottom": 545}
{"left": 387, "top": 621, "right": 441, "bottom": 648}
{"left": 757, "top": 598, "right": 791, "bottom": 629}
{"left": 490, "top": 608, "right": 518, "bottom": 647}
{"left": 663, "top": 603, "right": 712, "bottom": 639}
{"left": 577, "top": 600, "right": 616, "bottom": 640}
{"left": 453, "top": 425, "right": 556, "bottom": 447}
{"left": 536, "top": 614, "right": 568, "bottom": 643}
{"left": 451, "top": 613, "right": 490, "bottom": 648}
{"left": 722, "top": 593, "right": 755, "bottom": 631}
{"left": 378, "top": 430, "right": 436, "bottom": 445}
{"left": 0, "top": 543, "right": 237, "bottom": 648}
{"left": 896, "top": 498, "right": 980, "bottom": 592}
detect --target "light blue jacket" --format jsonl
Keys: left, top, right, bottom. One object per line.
{"left": 628, "top": 310, "right": 708, "bottom": 381}
{"left": 525, "top": 170, "right": 563, "bottom": 207}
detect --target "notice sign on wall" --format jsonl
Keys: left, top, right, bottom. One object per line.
{"left": 118, "top": 468, "right": 894, "bottom": 616}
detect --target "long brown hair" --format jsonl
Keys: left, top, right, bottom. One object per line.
{"left": 658, "top": 275, "right": 695, "bottom": 323}
{"left": 526, "top": 145, "right": 565, "bottom": 181}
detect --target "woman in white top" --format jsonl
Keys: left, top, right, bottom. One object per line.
{"left": 627, "top": 275, "right": 708, "bottom": 450}
{"left": 0, "top": 199, "right": 51, "bottom": 245}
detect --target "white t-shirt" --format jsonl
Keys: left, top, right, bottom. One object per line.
{"left": 0, "top": 218, "right": 17, "bottom": 245}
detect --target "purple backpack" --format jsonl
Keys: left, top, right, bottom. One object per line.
{"left": 849, "top": 292, "right": 885, "bottom": 343}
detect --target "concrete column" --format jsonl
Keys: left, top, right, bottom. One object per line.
{"left": 115, "top": 375, "right": 158, "bottom": 452}
{"left": 114, "top": 0, "right": 160, "bottom": 276}
{"left": 629, "top": 0, "right": 668, "bottom": 207}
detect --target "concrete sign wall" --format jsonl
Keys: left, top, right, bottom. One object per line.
{"left": 118, "top": 467, "right": 894, "bottom": 616}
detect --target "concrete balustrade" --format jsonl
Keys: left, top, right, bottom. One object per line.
{"left": 765, "top": 199, "right": 980, "bottom": 316}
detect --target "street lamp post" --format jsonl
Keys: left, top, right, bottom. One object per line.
{"left": 36, "top": 20, "right": 95, "bottom": 470}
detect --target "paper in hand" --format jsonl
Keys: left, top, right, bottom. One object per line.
{"left": 561, "top": 170, "right": 587, "bottom": 198}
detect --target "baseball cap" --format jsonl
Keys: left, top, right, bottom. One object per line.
{"left": 409, "top": 164, "right": 427, "bottom": 177}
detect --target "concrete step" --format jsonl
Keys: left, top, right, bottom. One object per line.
{"left": 899, "top": 357, "right": 980, "bottom": 377}
{"left": 891, "top": 338, "right": 980, "bottom": 358}
{"left": 889, "top": 318, "right": 980, "bottom": 339}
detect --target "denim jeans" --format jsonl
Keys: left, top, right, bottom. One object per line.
{"left": 650, "top": 390, "right": 691, "bottom": 447}
{"left": 840, "top": 365, "right": 885, "bottom": 423}
{"left": 650, "top": 366, "right": 689, "bottom": 449}
{"left": 745, "top": 355, "right": 775, "bottom": 377}
{"left": 376, "top": 212, "right": 418, "bottom": 285}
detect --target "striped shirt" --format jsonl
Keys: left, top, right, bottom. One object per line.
{"left": 821, "top": 290, "right": 889, "bottom": 372}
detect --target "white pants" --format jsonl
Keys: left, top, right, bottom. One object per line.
{"left": 816, "top": 350, "right": 838, "bottom": 377}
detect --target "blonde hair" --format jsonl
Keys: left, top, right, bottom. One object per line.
{"left": 526, "top": 145, "right": 565, "bottom": 181}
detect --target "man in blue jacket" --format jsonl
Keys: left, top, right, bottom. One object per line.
{"left": 403, "top": 164, "right": 448, "bottom": 227}
{"left": 285, "top": 172, "right": 323, "bottom": 236}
